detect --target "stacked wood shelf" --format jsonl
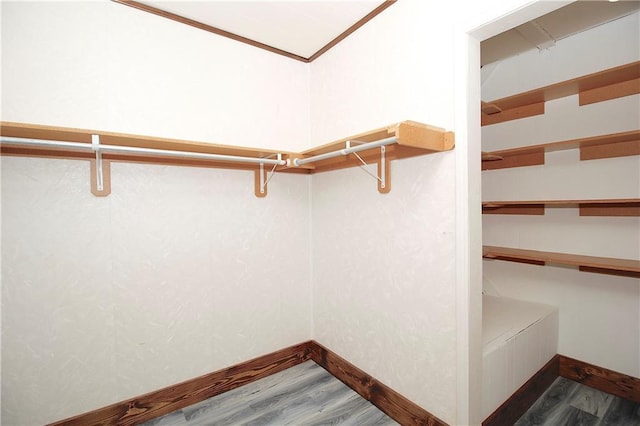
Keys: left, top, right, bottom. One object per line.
{"left": 481, "top": 130, "right": 640, "bottom": 170}
{"left": 481, "top": 61, "right": 640, "bottom": 126}
{"left": 481, "top": 61, "right": 640, "bottom": 277}
{"left": 483, "top": 246, "right": 640, "bottom": 278}
{"left": 482, "top": 199, "right": 640, "bottom": 216}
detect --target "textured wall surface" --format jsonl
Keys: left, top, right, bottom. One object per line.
{"left": 1, "top": 158, "right": 312, "bottom": 425}
{"left": 309, "top": 0, "right": 456, "bottom": 145}
{"left": 0, "top": 0, "right": 559, "bottom": 424}
{"left": 312, "top": 152, "right": 457, "bottom": 423}
{"left": 482, "top": 12, "right": 640, "bottom": 377}
{"left": 308, "top": 2, "right": 461, "bottom": 422}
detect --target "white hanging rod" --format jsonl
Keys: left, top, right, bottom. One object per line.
{"left": 291, "top": 136, "right": 398, "bottom": 167}
{"left": 0, "top": 136, "right": 287, "bottom": 166}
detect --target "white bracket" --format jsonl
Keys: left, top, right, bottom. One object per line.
{"left": 254, "top": 153, "right": 281, "bottom": 198}
{"left": 90, "top": 134, "right": 111, "bottom": 197}
{"left": 348, "top": 141, "right": 390, "bottom": 194}
{"left": 92, "top": 134, "right": 103, "bottom": 192}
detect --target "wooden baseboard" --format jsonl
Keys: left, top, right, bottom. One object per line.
{"left": 49, "top": 341, "right": 314, "bottom": 426}
{"left": 559, "top": 354, "right": 640, "bottom": 403}
{"left": 49, "top": 340, "right": 445, "bottom": 426}
{"left": 310, "top": 340, "right": 448, "bottom": 426}
{"left": 483, "top": 354, "right": 640, "bottom": 426}
{"left": 482, "top": 355, "right": 560, "bottom": 426}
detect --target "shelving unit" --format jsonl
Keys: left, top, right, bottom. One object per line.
{"left": 482, "top": 199, "right": 640, "bottom": 216}
{"left": 483, "top": 246, "right": 640, "bottom": 278}
{"left": 481, "top": 61, "right": 640, "bottom": 126}
{"left": 481, "top": 130, "right": 640, "bottom": 170}
{"left": 482, "top": 61, "right": 640, "bottom": 278}
{"left": 0, "top": 120, "right": 454, "bottom": 197}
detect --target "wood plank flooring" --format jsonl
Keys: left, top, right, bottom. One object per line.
{"left": 140, "top": 360, "right": 398, "bottom": 426}
{"left": 515, "top": 377, "right": 640, "bottom": 425}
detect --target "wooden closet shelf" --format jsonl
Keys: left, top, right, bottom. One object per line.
{"left": 1, "top": 120, "right": 454, "bottom": 197}
{"left": 0, "top": 121, "right": 292, "bottom": 171}
{"left": 482, "top": 130, "right": 640, "bottom": 170}
{"left": 1, "top": 120, "right": 453, "bottom": 173}
{"left": 482, "top": 61, "right": 640, "bottom": 126}
{"left": 482, "top": 199, "right": 640, "bottom": 216}
{"left": 296, "top": 120, "right": 455, "bottom": 174}
{"left": 483, "top": 245, "right": 640, "bottom": 278}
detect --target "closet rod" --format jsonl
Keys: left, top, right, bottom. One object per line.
{"left": 292, "top": 136, "right": 397, "bottom": 167}
{"left": 0, "top": 136, "right": 287, "bottom": 166}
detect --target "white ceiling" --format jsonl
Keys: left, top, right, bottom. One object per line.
{"left": 481, "top": 0, "right": 640, "bottom": 66}
{"left": 136, "top": 0, "right": 389, "bottom": 60}
{"left": 122, "top": 1, "right": 639, "bottom": 65}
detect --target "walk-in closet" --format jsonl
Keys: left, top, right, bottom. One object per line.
{"left": 1, "top": 1, "right": 638, "bottom": 425}
{"left": 480, "top": 2, "right": 640, "bottom": 424}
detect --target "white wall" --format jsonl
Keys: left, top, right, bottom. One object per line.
{"left": 1, "top": 157, "right": 312, "bottom": 425}
{"left": 1, "top": 2, "right": 312, "bottom": 424}
{"left": 481, "top": 11, "right": 640, "bottom": 101}
{"left": 1, "top": 0, "right": 589, "bottom": 425}
{"left": 309, "top": 1, "right": 461, "bottom": 422}
{"left": 310, "top": 1, "right": 457, "bottom": 144}
{"left": 308, "top": 1, "right": 556, "bottom": 422}
{"left": 0, "top": 1, "right": 310, "bottom": 152}
{"left": 312, "top": 153, "right": 457, "bottom": 423}
{"left": 482, "top": 12, "right": 640, "bottom": 377}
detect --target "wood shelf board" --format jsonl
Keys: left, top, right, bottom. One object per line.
{"left": 580, "top": 139, "right": 640, "bottom": 161}
{"left": 483, "top": 245, "right": 640, "bottom": 274}
{"left": 482, "top": 152, "right": 503, "bottom": 161}
{"left": 482, "top": 204, "right": 545, "bottom": 215}
{"left": 481, "top": 101, "right": 502, "bottom": 115}
{"left": 1, "top": 120, "right": 454, "bottom": 186}
{"left": 483, "top": 199, "right": 640, "bottom": 216}
{"left": 481, "top": 61, "right": 640, "bottom": 119}
{"left": 298, "top": 120, "right": 453, "bottom": 173}
{"left": 301, "top": 126, "right": 393, "bottom": 156}
{"left": 481, "top": 149, "right": 544, "bottom": 170}
{"left": 0, "top": 145, "right": 309, "bottom": 175}
{"left": 580, "top": 204, "right": 640, "bottom": 217}
{"left": 1, "top": 121, "right": 288, "bottom": 164}
{"left": 481, "top": 102, "right": 545, "bottom": 126}
{"left": 300, "top": 120, "right": 452, "bottom": 157}
{"left": 395, "top": 121, "right": 454, "bottom": 151}
{"left": 483, "top": 199, "right": 640, "bottom": 207}
{"left": 579, "top": 77, "right": 640, "bottom": 106}
{"left": 305, "top": 143, "right": 431, "bottom": 174}
{"left": 482, "top": 130, "right": 640, "bottom": 170}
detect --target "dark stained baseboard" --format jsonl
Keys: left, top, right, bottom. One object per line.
{"left": 45, "top": 343, "right": 640, "bottom": 426}
{"left": 49, "top": 340, "right": 446, "bottom": 426}
{"left": 559, "top": 354, "right": 640, "bottom": 403}
{"left": 482, "top": 355, "right": 560, "bottom": 426}
{"left": 49, "top": 341, "right": 314, "bottom": 426}
{"left": 484, "top": 353, "right": 640, "bottom": 425}
{"left": 310, "top": 340, "right": 448, "bottom": 426}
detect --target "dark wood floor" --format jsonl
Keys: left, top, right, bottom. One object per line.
{"left": 140, "top": 360, "right": 398, "bottom": 426}
{"left": 515, "top": 377, "right": 640, "bottom": 426}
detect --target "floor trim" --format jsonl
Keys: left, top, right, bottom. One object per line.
{"left": 49, "top": 340, "right": 446, "bottom": 426}
{"left": 49, "top": 341, "right": 314, "bottom": 426}
{"left": 482, "top": 355, "right": 560, "bottom": 426}
{"left": 559, "top": 354, "right": 640, "bottom": 403}
{"left": 483, "top": 353, "right": 640, "bottom": 425}
{"left": 310, "top": 340, "right": 448, "bottom": 426}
